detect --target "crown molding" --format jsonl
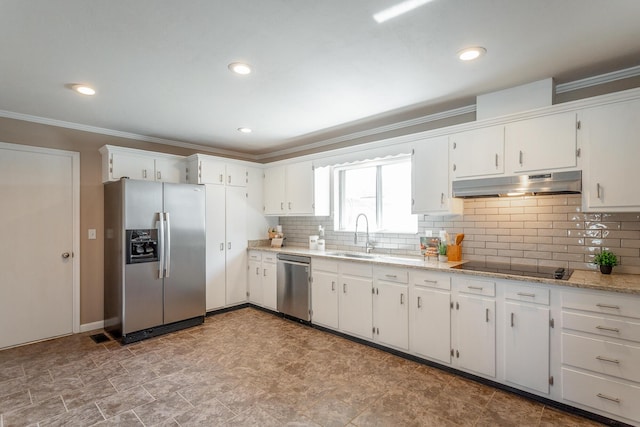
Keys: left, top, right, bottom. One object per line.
{"left": 555, "top": 64, "right": 640, "bottom": 94}
{"left": 255, "top": 104, "right": 476, "bottom": 161}
{"left": 0, "top": 110, "right": 255, "bottom": 160}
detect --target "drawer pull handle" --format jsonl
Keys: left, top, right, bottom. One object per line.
{"left": 400, "top": 293, "right": 404, "bottom": 305}
{"left": 424, "top": 279, "right": 438, "bottom": 284}
{"left": 596, "top": 303, "right": 620, "bottom": 310}
{"left": 596, "top": 393, "right": 620, "bottom": 403}
{"left": 468, "top": 286, "right": 484, "bottom": 291}
{"left": 486, "top": 308, "right": 489, "bottom": 323}
{"left": 596, "top": 356, "right": 620, "bottom": 364}
{"left": 510, "top": 312, "right": 514, "bottom": 327}
{"left": 385, "top": 274, "right": 397, "bottom": 278}
{"left": 517, "top": 292, "right": 536, "bottom": 297}
{"left": 343, "top": 283, "right": 347, "bottom": 293}
{"left": 596, "top": 325, "right": 620, "bottom": 333}
{"left": 417, "top": 296, "right": 422, "bottom": 308}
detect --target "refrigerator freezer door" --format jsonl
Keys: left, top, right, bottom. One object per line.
{"left": 162, "top": 183, "right": 206, "bottom": 324}
{"left": 122, "top": 180, "right": 164, "bottom": 334}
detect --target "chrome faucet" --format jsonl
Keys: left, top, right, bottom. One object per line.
{"left": 354, "top": 213, "right": 374, "bottom": 253}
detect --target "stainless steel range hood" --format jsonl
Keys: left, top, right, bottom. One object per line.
{"left": 452, "top": 170, "right": 581, "bottom": 198}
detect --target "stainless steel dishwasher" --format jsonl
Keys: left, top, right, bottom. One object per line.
{"left": 277, "top": 254, "right": 311, "bottom": 321}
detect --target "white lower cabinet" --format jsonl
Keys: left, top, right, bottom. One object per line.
{"left": 338, "top": 263, "right": 373, "bottom": 340}
{"left": 248, "top": 251, "right": 277, "bottom": 310}
{"left": 373, "top": 267, "right": 409, "bottom": 350}
{"left": 452, "top": 277, "right": 496, "bottom": 378}
{"left": 409, "top": 270, "right": 451, "bottom": 364}
{"left": 560, "top": 288, "right": 640, "bottom": 425}
{"left": 311, "top": 259, "right": 339, "bottom": 329}
{"left": 504, "top": 301, "right": 550, "bottom": 394}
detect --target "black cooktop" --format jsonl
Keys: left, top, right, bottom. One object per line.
{"left": 451, "top": 261, "right": 573, "bottom": 280}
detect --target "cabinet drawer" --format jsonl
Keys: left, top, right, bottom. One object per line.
{"left": 374, "top": 266, "right": 408, "bottom": 284}
{"left": 340, "top": 262, "right": 372, "bottom": 278}
{"left": 562, "top": 291, "right": 640, "bottom": 320}
{"left": 562, "top": 311, "right": 640, "bottom": 343}
{"left": 458, "top": 278, "right": 495, "bottom": 297}
{"left": 562, "top": 367, "right": 640, "bottom": 422}
{"left": 262, "top": 253, "right": 277, "bottom": 264}
{"left": 410, "top": 270, "right": 451, "bottom": 290}
{"left": 505, "top": 283, "right": 549, "bottom": 305}
{"left": 313, "top": 258, "right": 339, "bottom": 273}
{"left": 248, "top": 251, "right": 262, "bottom": 261}
{"left": 563, "top": 333, "right": 640, "bottom": 383}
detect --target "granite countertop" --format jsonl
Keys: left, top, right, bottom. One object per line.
{"left": 250, "top": 245, "right": 640, "bottom": 295}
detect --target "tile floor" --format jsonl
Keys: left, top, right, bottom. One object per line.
{"left": 0, "top": 308, "right": 607, "bottom": 426}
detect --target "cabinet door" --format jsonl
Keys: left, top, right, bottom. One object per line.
{"left": 339, "top": 275, "right": 373, "bottom": 339}
{"left": 205, "top": 185, "right": 226, "bottom": 311}
{"left": 111, "top": 153, "right": 155, "bottom": 181}
{"left": 225, "top": 186, "right": 248, "bottom": 305}
{"left": 286, "top": 161, "right": 314, "bottom": 215}
{"left": 581, "top": 98, "right": 640, "bottom": 211}
{"left": 199, "top": 160, "right": 226, "bottom": 185}
{"left": 262, "top": 261, "right": 277, "bottom": 311}
{"left": 450, "top": 126, "right": 505, "bottom": 179}
{"left": 248, "top": 259, "right": 262, "bottom": 305}
{"left": 263, "top": 165, "right": 286, "bottom": 215}
{"left": 504, "top": 301, "right": 550, "bottom": 394}
{"left": 410, "top": 286, "right": 451, "bottom": 364}
{"left": 374, "top": 282, "right": 409, "bottom": 350}
{"left": 507, "top": 112, "right": 577, "bottom": 174}
{"left": 311, "top": 270, "right": 339, "bottom": 329}
{"left": 455, "top": 294, "right": 496, "bottom": 377}
{"left": 412, "top": 136, "right": 462, "bottom": 214}
{"left": 226, "top": 163, "right": 247, "bottom": 187}
{"left": 154, "top": 157, "right": 184, "bottom": 183}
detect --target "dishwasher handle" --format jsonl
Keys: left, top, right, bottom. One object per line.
{"left": 279, "top": 260, "right": 310, "bottom": 268}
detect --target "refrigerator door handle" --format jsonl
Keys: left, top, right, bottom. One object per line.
{"left": 158, "top": 212, "right": 165, "bottom": 279}
{"left": 165, "top": 212, "right": 171, "bottom": 278}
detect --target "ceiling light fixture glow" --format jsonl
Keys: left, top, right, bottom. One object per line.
{"left": 228, "top": 62, "right": 252, "bottom": 75}
{"left": 237, "top": 127, "right": 252, "bottom": 133}
{"left": 457, "top": 47, "right": 486, "bottom": 61}
{"left": 373, "top": 0, "right": 433, "bottom": 23}
{"left": 72, "top": 84, "right": 96, "bottom": 95}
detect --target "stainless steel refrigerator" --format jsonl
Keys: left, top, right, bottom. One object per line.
{"left": 104, "top": 179, "right": 205, "bottom": 343}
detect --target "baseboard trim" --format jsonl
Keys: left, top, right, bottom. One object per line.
{"left": 80, "top": 320, "right": 105, "bottom": 333}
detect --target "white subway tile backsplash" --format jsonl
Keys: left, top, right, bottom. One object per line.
{"left": 277, "top": 194, "right": 640, "bottom": 272}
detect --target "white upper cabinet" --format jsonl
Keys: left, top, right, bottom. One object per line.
{"left": 450, "top": 125, "right": 505, "bottom": 179}
{"left": 263, "top": 161, "right": 330, "bottom": 216}
{"left": 99, "top": 145, "right": 186, "bottom": 183}
{"left": 412, "top": 136, "right": 463, "bottom": 215}
{"left": 579, "top": 98, "right": 640, "bottom": 211}
{"left": 187, "top": 154, "right": 247, "bottom": 187}
{"left": 506, "top": 111, "right": 578, "bottom": 174}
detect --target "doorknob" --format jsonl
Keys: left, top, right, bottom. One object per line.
{"left": 61, "top": 252, "right": 71, "bottom": 259}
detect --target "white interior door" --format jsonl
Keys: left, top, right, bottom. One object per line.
{"left": 0, "top": 143, "right": 78, "bottom": 349}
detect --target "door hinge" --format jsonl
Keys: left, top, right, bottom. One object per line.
{"left": 550, "top": 318, "right": 555, "bottom": 328}
{"left": 576, "top": 120, "right": 581, "bottom": 130}
{"left": 576, "top": 148, "right": 581, "bottom": 158}
{"left": 549, "top": 376, "right": 554, "bottom": 386}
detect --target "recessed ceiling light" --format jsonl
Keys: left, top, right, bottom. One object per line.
{"left": 71, "top": 84, "right": 96, "bottom": 95}
{"left": 237, "top": 127, "right": 252, "bottom": 133}
{"left": 228, "top": 62, "right": 252, "bottom": 75}
{"left": 373, "top": 0, "right": 433, "bottom": 23}
{"left": 457, "top": 47, "right": 486, "bottom": 61}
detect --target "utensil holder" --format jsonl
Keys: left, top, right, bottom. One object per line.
{"left": 447, "top": 244, "right": 462, "bottom": 261}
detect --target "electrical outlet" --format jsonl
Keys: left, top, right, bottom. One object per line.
{"left": 88, "top": 229, "right": 97, "bottom": 240}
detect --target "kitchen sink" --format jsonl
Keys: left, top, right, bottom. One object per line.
{"left": 326, "top": 251, "right": 377, "bottom": 260}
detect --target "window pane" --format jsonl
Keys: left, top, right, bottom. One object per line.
{"left": 342, "top": 166, "right": 376, "bottom": 229}
{"left": 381, "top": 162, "right": 416, "bottom": 232}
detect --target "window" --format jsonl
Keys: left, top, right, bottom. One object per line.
{"left": 334, "top": 156, "right": 417, "bottom": 233}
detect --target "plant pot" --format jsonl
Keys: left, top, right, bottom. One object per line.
{"left": 439, "top": 255, "right": 448, "bottom": 262}
{"left": 599, "top": 265, "right": 613, "bottom": 275}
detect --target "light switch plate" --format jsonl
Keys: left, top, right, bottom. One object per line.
{"left": 88, "top": 229, "right": 97, "bottom": 240}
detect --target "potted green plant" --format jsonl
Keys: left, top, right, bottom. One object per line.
{"left": 593, "top": 250, "right": 618, "bottom": 274}
{"left": 438, "top": 242, "right": 448, "bottom": 262}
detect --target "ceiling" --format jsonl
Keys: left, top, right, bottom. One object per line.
{"left": 2, "top": 0, "right": 640, "bottom": 159}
